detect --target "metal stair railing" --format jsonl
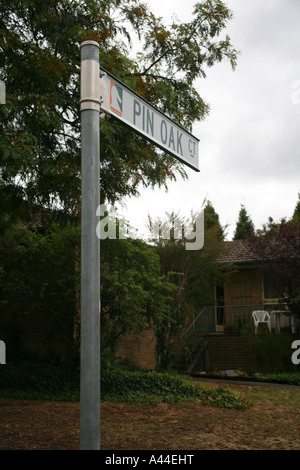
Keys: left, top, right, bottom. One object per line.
{"left": 182, "top": 306, "right": 215, "bottom": 372}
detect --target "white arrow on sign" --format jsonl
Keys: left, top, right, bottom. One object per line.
{"left": 100, "top": 68, "right": 200, "bottom": 172}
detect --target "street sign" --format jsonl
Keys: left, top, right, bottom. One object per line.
{"left": 100, "top": 68, "right": 200, "bottom": 172}
{"left": 80, "top": 42, "right": 201, "bottom": 451}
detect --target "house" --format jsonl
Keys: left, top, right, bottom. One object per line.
{"left": 214, "top": 239, "right": 296, "bottom": 334}
{"left": 113, "top": 239, "right": 300, "bottom": 372}
{"left": 179, "top": 239, "right": 299, "bottom": 374}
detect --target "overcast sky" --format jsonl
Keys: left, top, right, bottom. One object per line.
{"left": 116, "top": 0, "right": 300, "bottom": 241}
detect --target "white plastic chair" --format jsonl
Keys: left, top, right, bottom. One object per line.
{"left": 252, "top": 310, "right": 271, "bottom": 334}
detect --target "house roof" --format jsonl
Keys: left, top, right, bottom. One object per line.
{"left": 216, "top": 239, "right": 260, "bottom": 265}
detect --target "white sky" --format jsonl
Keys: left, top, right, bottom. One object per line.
{"left": 115, "top": 0, "right": 300, "bottom": 241}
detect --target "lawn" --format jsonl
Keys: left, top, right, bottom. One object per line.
{"left": 0, "top": 379, "right": 299, "bottom": 450}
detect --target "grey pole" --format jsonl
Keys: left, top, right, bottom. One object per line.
{"left": 80, "top": 40, "right": 100, "bottom": 450}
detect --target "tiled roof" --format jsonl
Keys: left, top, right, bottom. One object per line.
{"left": 216, "top": 240, "right": 260, "bottom": 264}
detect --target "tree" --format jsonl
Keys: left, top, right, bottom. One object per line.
{"left": 203, "top": 200, "right": 225, "bottom": 240}
{"left": 233, "top": 204, "right": 255, "bottom": 240}
{"left": 0, "top": 223, "right": 81, "bottom": 355}
{"left": 147, "top": 202, "right": 230, "bottom": 367}
{"left": 0, "top": 218, "right": 177, "bottom": 356}
{"left": 292, "top": 192, "right": 300, "bottom": 224}
{"left": 0, "top": 0, "right": 239, "bottom": 215}
{"left": 99, "top": 237, "right": 177, "bottom": 352}
{"left": 246, "top": 219, "right": 300, "bottom": 320}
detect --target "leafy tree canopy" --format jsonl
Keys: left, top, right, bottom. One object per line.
{"left": 0, "top": 0, "right": 239, "bottom": 215}
{"left": 100, "top": 237, "right": 177, "bottom": 351}
{"left": 0, "top": 223, "right": 81, "bottom": 354}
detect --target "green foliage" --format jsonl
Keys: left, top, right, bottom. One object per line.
{"left": 0, "top": 0, "right": 239, "bottom": 213}
{"left": 292, "top": 192, "right": 300, "bottom": 224}
{"left": 0, "top": 356, "right": 80, "bottom": 401}
{"left": 148, "top": 201, "right": 231, "bottom": 368}
{"left": 0, "top": 221, "right": 177, "bottom": 355}
{"left": 0, "top": 355, "right": 251, "bottom": 409}
{"left": 248, "top": 332, "right": 300, "bottom": 374}
{"left": 259, "top": 372, "right": 300, "bottom": 386}
{"left": 0, "top": 222, "right": 80, "bottom": 353}
{"left": 233, "top": 204, "right": 255, "bottom": 240}
{"left": 100, "top": 237, "right": 177, "bottom": 351}
{"left": 204, "top": 200, "right": 225, "bottom": 240}
{"left": 99, "top": 367, "right": 251, "bottom": 409}
{"left": 246, "top": 219, "right": 300, "bottom": 319}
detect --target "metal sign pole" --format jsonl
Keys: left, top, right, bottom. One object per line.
{"left": 0, "top": 80, "right": 5, "bottom": 104}
{"left": 80, "top": 40, "right": 100, "bottom": 450}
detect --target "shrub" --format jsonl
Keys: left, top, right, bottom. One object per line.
{"left": 0, "top": 357, "right": 252, "bottom": 409}
{"left": 101, "top": 368, "right": 252, "bottom": 409}
{"left": 259, "top": 372, "right": 300, "bottom": 386}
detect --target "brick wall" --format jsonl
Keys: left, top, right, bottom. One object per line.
{"left": 115, "top": 329, "right": 157, "bottom": 370}
{"left": 224, "top": 266, "right": 263, "bottom": 304}
{"left": 0, "top": 305, "right": 158, "bottom": 367}
{"left": 206, "top": 335, "right": 257, "bottom": 374}
{"left": 223, "top": 267, "right": 263, "bottom": 325}
{"left": 205, "top": 333, "right": 299, "bottom": 374}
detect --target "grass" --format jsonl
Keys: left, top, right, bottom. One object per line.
{"left": 1, "top": 385, "right": 300, "bottom": 450}
{"left": 241, "top": 384, "right": 300, "bottom": 408}
{"left": 259, "top": 371, "right": 300, "bottom": 386}
{"left": 0, "top": 358, "right": 299, "bottom": 450}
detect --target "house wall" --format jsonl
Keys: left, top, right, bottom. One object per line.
{"left": 224, "top": 266, "right": 263, "bottom": 306}
{"left": 0, "top": 304, "right": 158, "bottom": 368}
{"left": 115, "top": 329, "right": 157, "bottom": 370}
{"left": 223, "top": 266, "right": 263, "bottom": 327}
{"left": 206, "top": 333, "right": 298, "bottom": 374}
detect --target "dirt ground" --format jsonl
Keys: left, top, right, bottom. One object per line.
{"left": 0, "top": 380, "right": 300, "bottom": 451}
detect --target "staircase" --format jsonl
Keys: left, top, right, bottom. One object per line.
{"left": 173, "top": 306, "right": 215, "bottom": 373}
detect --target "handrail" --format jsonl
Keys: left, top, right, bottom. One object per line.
{"left": 176, "top": 303, "right": 296, "bottom": 372}
{"left": 184, "top": 306, "right": 207, "bottom": 337}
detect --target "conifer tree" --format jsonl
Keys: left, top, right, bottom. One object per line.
{"left": 292, "top": 192, "right": 300, "bottom": 224}
{"left": 233, "top": 205, "right": 255, "bottom": 240}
